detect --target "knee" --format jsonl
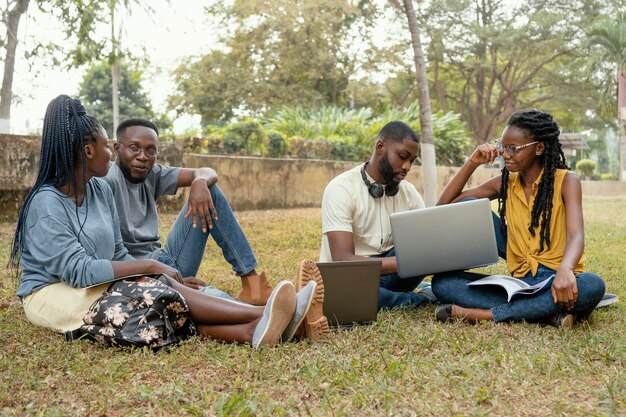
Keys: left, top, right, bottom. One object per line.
{"left": 431, "top": 273, "right": 453, "bottom": 299}
{"left": 578, "top": 272, "right": 605, "bottom": 299}
{"left": 208, "top": 183, "right": 226, "bottom": 201}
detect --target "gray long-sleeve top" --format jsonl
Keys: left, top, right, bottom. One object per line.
{"left": 17, "top": 178, "right": 134, "bottom": 298}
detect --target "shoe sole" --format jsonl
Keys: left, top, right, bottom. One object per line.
{"left": 297, "top": 260, "right": 330, "bottom": 340}
{"left": 559, "top": 314, "right": 575, "bottom": 329}
{"left": 253, "top": 281, "right": 296, "bottom": 348}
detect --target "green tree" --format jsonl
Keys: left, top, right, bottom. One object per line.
{"left": 418, "top": 0, "right": 608, "bottom": 144}
{"left": 0, "top": 0, "right": 30, "bottom": 133}
{"left": 41, "top": 0, "right": 154, "bottom": 132}
{"left": 169, "top": 0, "right": 379, "bottom": 124}
{"left": 394, "top": 0, "right": 438, "bottom": 206}
{"left": 78, "top": 61, "right": 168, "bottom": 137}
{"left": 576, "top": 159, "right": 596, "bottom": 180}
{"left": 588, "top": 10, "right": 626, "bottom": 180}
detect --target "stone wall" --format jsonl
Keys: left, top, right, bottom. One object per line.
{"left": 182, "top": 154, "right": 501, "bottom": 211}
{"left": 1, "top": 134, "right": 625, "bottom": 221}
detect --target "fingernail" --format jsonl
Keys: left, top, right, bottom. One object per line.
{"left": 202, "top": 228, "right": 207, "bottom": 233}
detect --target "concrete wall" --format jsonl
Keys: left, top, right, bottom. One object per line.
{"left": 182, "top": 154, "right": 501, "bottom": 211}
{"left": 1, "top": 134, "right": 625, "bottom": 221}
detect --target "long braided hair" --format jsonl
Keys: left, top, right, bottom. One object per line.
{"left": 10, "top": 95, "right": 103, "bottom": 273}
{"left": 497, "top": 110, "right": 569, "bottom": 252}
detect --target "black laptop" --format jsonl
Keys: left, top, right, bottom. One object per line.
{"left": 316, "top": 260, "right": 381, "bottom": 328}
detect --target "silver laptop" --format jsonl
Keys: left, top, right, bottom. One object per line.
{"left": 316, "top": 260, "right": 381, "bottom": 327}
{"left": 390, "top": 198, "right": 498, "bottom": 278}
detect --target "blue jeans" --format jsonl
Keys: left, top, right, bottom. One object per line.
{"left": 158, "top": 184, "right": 258, "bottom": 279}
{"left": 431, "top": 265, "right": 605, "bottom": 322}
{"left": 371, "top": 248, "right": 430, "bottom": 310}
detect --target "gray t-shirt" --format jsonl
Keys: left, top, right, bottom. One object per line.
{"left": 17, "top": 178, "right": 133, "bottom": 298}
{"left": 104, "top": 163, "right": 180, "bottom": 259}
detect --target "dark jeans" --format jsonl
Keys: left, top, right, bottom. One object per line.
{"left": 431, "top": 265, "right": 605, "bottom": 322}
{"left": 371, "top": 248, "right": 430, "bottom": 310}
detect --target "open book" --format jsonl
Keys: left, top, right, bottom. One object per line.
{"left": 467, "top": 274, "right": 554, "bottom": 302}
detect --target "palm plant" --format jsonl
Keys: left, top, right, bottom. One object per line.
{"left": 588, "top": 12, "right": 626, "bottom": 180}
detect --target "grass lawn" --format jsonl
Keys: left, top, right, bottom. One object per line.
{"left": 0, "top": 196, "right": 624, "bottom": 416}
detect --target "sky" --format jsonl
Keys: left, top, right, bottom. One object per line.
{"left": 6, "top": 0, "right": 399, "bottom": 135}
{"left": 9, "top": 0, "right": 217, "bottom": 135}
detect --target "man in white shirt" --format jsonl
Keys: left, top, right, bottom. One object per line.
{"left": 320, "top": 121, "right": 435, "bottom": 309}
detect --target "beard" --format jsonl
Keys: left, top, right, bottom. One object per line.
{"left": 118, "top": 160, "right": 150, "bottom": 184}
{"left": 378, "top": 152, "right": 400, "bottom": 188}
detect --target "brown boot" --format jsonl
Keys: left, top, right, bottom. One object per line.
{"left": 238, "top": 272, "right": 273, "bottom": 306}
{"left": 296, "top": 260, "right": 330, "bottom": 340}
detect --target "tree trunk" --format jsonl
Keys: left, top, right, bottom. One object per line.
{"left": 402, "top": 0, "right": 437, "bottom": 206}
{"left": 618, "top": 69, "right": 626, "bottom": 181}
{"left": 617, "top": 119, "right": 626, "bottom": 181}
{"left": 110, "top": 0, "right": 120, "bottom": 136}
{"left": 112, "top": 59, "right": 121, "bottom": 134}
{"left": 0, "top": 0, "right": 30, "bottom": 133}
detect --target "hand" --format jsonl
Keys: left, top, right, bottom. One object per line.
{"left": 147, "top": 260, "right": 184, "bottom": 284}
{"left": 185, "top": 177, "right": 218, "bottom": 233}
{"left": 551, "top": 268, "right": 578, "bottom": 310}
{"left": 468, "top": 143, "right": 500, "bottom": 166}
{"left": 182, "top": 276, "right": 206, "bottom": 290}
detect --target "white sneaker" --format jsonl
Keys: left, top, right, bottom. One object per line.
{"left": 281, "top": 280, "right": 317, "bottom": 342}
{"left": 251, "top": 281, "right": 296, "bottom": 348}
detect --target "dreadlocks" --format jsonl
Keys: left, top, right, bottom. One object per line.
{"left": 497, "top": 109, "right": 569, "bottom": 252}
{"left": 10, "top": 95, "right": 103, "bottom": 273}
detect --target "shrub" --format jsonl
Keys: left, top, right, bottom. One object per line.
{"left": 222, "top": 120, "right": 267, "bottom": 155}
{"left": 288, "top": 138, "right": 333, "bottom": 160}
{"left": 600, "top": 173, "right": 618, "bottom": 181}
{"left": 575, "top": 159, "right": 596, "bottom": 180}
{"left": 266, "top": 133, "right": 288, "bottom": 158}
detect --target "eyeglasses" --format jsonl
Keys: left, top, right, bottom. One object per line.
{"left": 119, "top": 142, "right": 158, "bottom": 157}
{"left": 493, "top": 140, "right": 539, "bottom": 156}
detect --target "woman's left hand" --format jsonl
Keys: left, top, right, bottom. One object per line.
{"left": 183, "top": 276, "right": 206, "bottom": 290}
{"left": 551, "top": 268, "right": 578, "bottom": 310}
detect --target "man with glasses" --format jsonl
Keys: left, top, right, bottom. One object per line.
{"left": 103, "top": 118, "right": 274, "bottom": 306}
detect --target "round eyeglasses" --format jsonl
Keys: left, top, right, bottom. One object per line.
{"left": 493, "top": 140, "right": 539, "bottom": 156}
{"left": 119, "top": 142, "right": 158, "bottom": 157}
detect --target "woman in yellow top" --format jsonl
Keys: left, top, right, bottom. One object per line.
{"left": 432, "top": 109, "right": 605, "bottom": 328}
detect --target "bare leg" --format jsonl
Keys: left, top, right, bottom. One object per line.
{"left": 170, "top": 281, "right": 264, "bottom": 325}
{"left": 196, "top": 318, "right": 260, "bottom": 344}
{"left": 452, "top": 305, "right": 494, "bottom": 323}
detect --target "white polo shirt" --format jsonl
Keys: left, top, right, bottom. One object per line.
{"left": 320, "top": 165, "right": 425, "bottom": 262}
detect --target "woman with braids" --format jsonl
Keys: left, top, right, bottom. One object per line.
{"left": 11, "top": 95, "right": 319, "bottom": 347}
{"left": 431, "top": 109, "right": 605, "bottom": 328}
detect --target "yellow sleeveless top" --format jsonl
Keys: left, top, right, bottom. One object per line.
{"left": 505, "top": 169, "right": 585, "bottom": 277}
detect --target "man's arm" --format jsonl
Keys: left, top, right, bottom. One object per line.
{"left": 178, "top": 167, "right": 219, "bottom": 233}
{"left": 326, "top": 231, "right": 398, "bottom": 275}
{"left": 177, "top": 167, "right": 218, "bottom": 188}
